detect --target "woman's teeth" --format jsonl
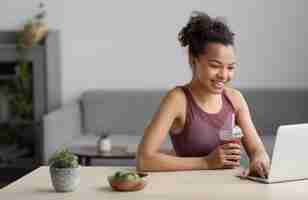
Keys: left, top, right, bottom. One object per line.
{"left": 213, "top": 81, "right": 224, "bottom": 88}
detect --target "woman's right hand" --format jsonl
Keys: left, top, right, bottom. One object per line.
{"left": 204, "top": 143, "right": 241, "bottom": 169}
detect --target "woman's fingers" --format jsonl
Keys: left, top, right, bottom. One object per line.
{"left": 243, "top": 168, "right": 250, "bottom": 177}
{"left": 224, "top": 159, "right": 240, "bottom": 168}
{"left": 221, "top": 143, "right": 241, "bottom": 149}
{"left": 256, "top": 163, "right": 266, "bottom": 178}
{"left": 224, "top": 149, "right": 241, "bottom": 155}
{"left": 260, "top": 162, "right": 269, "bottom": 178}
{"left": 238, "top": 163, "right": 268, "bottom": 179}
{"left": 225, "top": 154, "right": 241, "bottom": 161}
{"left": 238, "top": 168, "right": 250, "bottom": 178}
{"left": 250, "top": 162, "right": 267, "bottom": 178}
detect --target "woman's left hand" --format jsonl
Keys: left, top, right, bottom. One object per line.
{"left": 241, "top": 152, "right": 270, "bottom": 178}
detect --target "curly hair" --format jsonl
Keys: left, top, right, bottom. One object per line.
{"left": 178, "top": 11, "right": 235, "bottom": 59}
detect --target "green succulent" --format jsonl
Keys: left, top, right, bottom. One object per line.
{"left": 48, "top": 149, "right": 78, "bottom": 168}
{"left": 112, "top": 170, "right": 140, "bottom": 181}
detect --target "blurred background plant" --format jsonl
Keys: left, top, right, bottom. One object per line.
{"left": 0, "top": 2, "right": 48, "bottom": 147}
{"left": 9, "top": 2, "right": 48, "bottom": 126}
{"left": 17, "top": 2, "right": 48, "bottom": 50}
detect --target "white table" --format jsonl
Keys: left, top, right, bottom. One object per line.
{"left": 1, "top": 166, "right": 308, "bottom": 199}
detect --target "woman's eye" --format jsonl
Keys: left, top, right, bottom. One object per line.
{"left": 228, "top": 66, "right": 235, "bottom": 70}
{"left": 210, "top": 64, "right": 219, "bottom": 68}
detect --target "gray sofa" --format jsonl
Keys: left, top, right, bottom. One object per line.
{"left": 43, "top": 89, "right": 168, "bottom": 165}
{"left": 42, "top": 88, "right": 308, "bottom": 165}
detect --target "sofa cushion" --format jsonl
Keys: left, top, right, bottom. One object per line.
{"left": 240, "top": 88, "right": 308, "bottom": 135}
{"left": 81, "top": 89, "right": 166, "bottom": 136}
{"left": 81, "top": 88, "right": 308, "bottom": 137}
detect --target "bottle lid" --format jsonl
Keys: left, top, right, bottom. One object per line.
{"left": 232, "top": 126, "right": 243, "bottom": 138}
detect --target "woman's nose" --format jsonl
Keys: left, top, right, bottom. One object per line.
{"left": 217, "top": 68, "right": 228, "bottom": 80}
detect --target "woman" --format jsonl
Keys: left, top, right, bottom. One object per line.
{"left": 136, "top": 11, "right": 270, "bottom": 178}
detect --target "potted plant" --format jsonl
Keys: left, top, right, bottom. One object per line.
{"left": 7, "top": 2, "right": 48, "bottom": 150}
{"left": 17, "top": 2, "right": 48, "bottom": 50}
{"left": 48, "top": 149, "right": 80, "bottom": 192}
{"left": 108, "top": 170, "right": 148, "bottom": 192}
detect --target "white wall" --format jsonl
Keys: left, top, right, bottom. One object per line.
{"left": 1, "top": 0, "right": 307, "bottom": 103}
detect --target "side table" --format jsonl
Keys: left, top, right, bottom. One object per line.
{"left": 69, "top": 146, "right": 135, "bottom": 166}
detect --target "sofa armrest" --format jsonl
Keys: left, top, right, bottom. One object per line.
{"left": 42, "top": 101, "right": 83, "bottom": 164}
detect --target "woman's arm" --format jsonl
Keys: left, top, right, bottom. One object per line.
{"left": 229, "top": 89, "right": 270, "bottom": 177}
{"left": 234, "top": 91, "right": 267, "bottom": 158}
{"left": 136, "top": 88, "right": 208, "bottom": 171}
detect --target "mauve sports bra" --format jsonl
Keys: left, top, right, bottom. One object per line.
{"left": 170, "top": 85, "right": 236, "bottom": 157}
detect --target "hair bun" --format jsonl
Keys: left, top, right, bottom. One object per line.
{"left": 178, "top": 11, "right": 212, "bottom": 47}
{"left": 178, "top": 11, "right": 234, "bottom": 58}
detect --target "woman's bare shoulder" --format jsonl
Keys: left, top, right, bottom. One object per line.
{"left": 224, "top": 87, "right": 243, "bottom": 97}
{"left": 166, "top": 86, "right": 186, "bottom": 98}
{"left": 162, "top": 86, "right": 187, "bottom": 114}
{"left": 164, "top": 87, "right": 186, "bottom": 105}
{"left": 224, "top": 87, "right": 247, "bottom": 111}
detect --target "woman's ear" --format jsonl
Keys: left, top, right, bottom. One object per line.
{"left": 188, "top": 53, "right": 195, "bottom": 67}
{"left": 189, "top": 54, "right": 197, "bottom": 76}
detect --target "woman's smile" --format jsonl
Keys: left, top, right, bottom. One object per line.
{"left": 211, "top": 80, "right": 225, "bottom": 90}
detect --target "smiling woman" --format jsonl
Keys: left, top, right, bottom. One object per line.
{"left": 136, "top": 11, "right": 270, "bottom": 178}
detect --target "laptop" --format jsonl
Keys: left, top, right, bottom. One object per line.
{"left": 245, "top": 123, "right": 308, "bottom": 184}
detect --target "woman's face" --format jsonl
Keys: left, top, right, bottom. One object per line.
{"left": 193, "top": 42, "right": 236, "bottom": 94}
